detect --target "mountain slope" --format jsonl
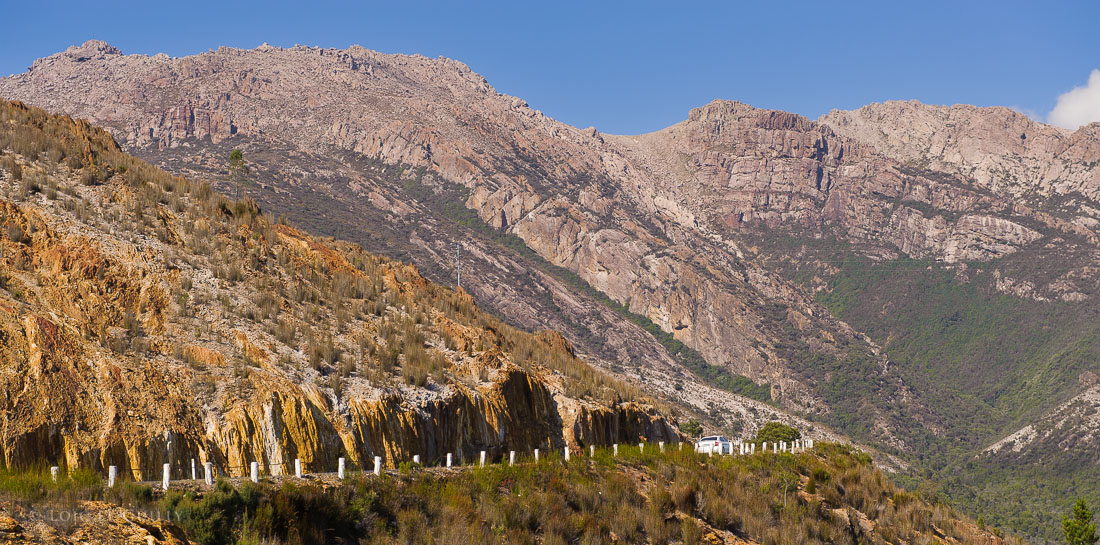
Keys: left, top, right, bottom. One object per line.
{"left": 0, "top": 40, "right": 903, "bottom": 441}
{"left": 0, "top": 99, "right": 683, "bottom": 477}
{"left": 4, "top": 41, "right": 1100, "bottom": 540}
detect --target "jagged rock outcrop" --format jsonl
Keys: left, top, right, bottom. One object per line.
{"left": 608, "top": 100, "right": 1062, "bottom": 262}
{"left": 821, "top": 100, "right": 1100, "bottom": 197}
{"left": 0, "top": 501, "right": 190, "bottom": 544}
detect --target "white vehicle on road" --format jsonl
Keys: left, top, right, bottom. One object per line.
{"left": 694, "top": 435, "right": 733, "bottom": 455}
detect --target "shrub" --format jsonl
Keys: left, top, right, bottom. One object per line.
{"left": 80, "top": 168, "right": 98, "bottom": 186}
{"left": 678, "top": 419, "right": 703, "bottom": 438}
{"left": 2, "top": 156, "right": 22, "bottom": 181}
{"left": 5, "top": 223, "right": 28, "bottom": 244}
{"left": 19, "top": 173, "right": 39, "bottom": 198}
{"left": 754, "top": 422, "right": 801, "bottom": 445}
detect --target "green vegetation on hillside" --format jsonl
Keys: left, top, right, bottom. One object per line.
{"left": 816, "top": 257, "right": 1099, "bottom": 451}
{"left": 192, "top": 146, "right": 774, "bottom": 408}
{"left": 739, "top": 226, "right": 1100, "bottom": 542}
{"left": 811, "top": 255, "right": 1100, "bottom": 541}
{"left": 1064, "top": 499, "right": 1099, "bottom": 545}
{"left": 0, "top": 445, "right": 1018, "bottom": 545}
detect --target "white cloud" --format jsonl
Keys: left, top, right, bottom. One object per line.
{"left": 1048, "top": 69, "right": 1100, "bottom": 130}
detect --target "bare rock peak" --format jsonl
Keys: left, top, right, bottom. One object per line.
{"left": 69, "top": 39, "right": 122, "bottom": 57}
{"left": 26, "top": 39, "right": 123, "bottom": 71}
{"left": 690, "top": 98, "right": 755, "bottom": 117}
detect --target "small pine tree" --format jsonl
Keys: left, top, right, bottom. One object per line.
{"left": 1064, "top": 499, "right": 1099, "bottom": 545}
{"left": 754, "top": 421, "right": 801, "bottom": 445}
{"left": 228, "top": 148, "right": 248, "bottom": 199}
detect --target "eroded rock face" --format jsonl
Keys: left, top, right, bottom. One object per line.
{"left": 0, "top": 102, "right": 680, "bottom": 478}
{"left": 606, "top": 100, "right": 1061, "bottom": 264}
{"left": 821, "top": 100, "right": 1100, "bottom": 204}
{"left": 983, "top": 374, "right": 1100, "bottom": 466}
{"left": 0, "top": 209, "right": 675, "bottom": 476}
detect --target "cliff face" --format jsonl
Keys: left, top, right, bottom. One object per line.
{"left": 611, "top": 100, "right": 1080, "bottom": 262}
{"left": 821, "top": 100, "right": 1100, "bottom": 205}
{"left": 0, "top": 101, "right": 679, "bottom": 478}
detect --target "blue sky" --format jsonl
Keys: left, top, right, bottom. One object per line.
{"left": 2, "top": 0, "right": 1098, "bottom": 133}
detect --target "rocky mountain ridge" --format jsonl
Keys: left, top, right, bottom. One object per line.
{"left": 0, "top": 41, "right": 927, "bottom": 441}
{"left": 821, "top": 100, "right": 1100, "bottom": 205}
{"left": 3, "top": 40, "right": 1100, "bottom": 540}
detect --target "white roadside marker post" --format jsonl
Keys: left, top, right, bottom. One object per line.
{"left": 108, "top": 466, "right": 117, "bottom": 488}
{"left": 509, "top": 451, "right": 515, "bottom": 466}
{"left": 295, "top": 459, "right": 302, "bottom": 478}
{"left": 204, "top": 462, "right": 213, "bottom": 485}
{"left": 250, "top": 462, "right": 259, "bottom": 483}
{"left": 373, "top": 456, "right": 382, "bottom": 476}
{"left": 162, "top": 463, "right": 171, "bottom": 490}
{"left": 338, "top": 458, "right": 346, "bottom": 480}
{"left": 564, "top": 447, "right": 570, "bottom": 461}
{"left": 480, "top": 451, "right": 486, "bottom": 468}
{"left": 50, "top": 466, "right": 59, "bottom": 482}
{"left": 590, "top": 445, "right": 595, "bottom": 457}
{"left": 413, "top": 455, "right": 421, "bottom": 467}
{"left": 659, "top": 441, "right": 665, "bottom": 453}
{"left": 534, "top": 449, "right": 539, "bottom": 462}
{"left": 613, "top": 444, "right": 618, "bottom": 457}
{"left": 191, "top": 459, "right": 196, "bottom": 480}
{"left": 446, "top": 453, "right": 453, "bottom": 468}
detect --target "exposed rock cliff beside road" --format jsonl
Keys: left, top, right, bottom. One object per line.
{"left": 0, "top": 101, "right": 679, "bottom": 479}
